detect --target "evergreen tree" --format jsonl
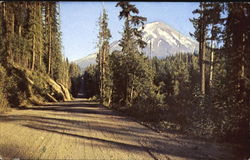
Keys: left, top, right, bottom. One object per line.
{"left": 26, "top": 2, "right": 44, "bottom": 71}
{"left": 113, "top": 2, "right": 155, "bottom": 107}
{"left": 83, "top": 65, "right": 99, "bottom": 98}
{"left": 43, "top": 2, "right": 53, "bottom": 75}
{"left": 190, "top": 2, "right": 224, "bottom": 113}
{"left": 69, "top": 62, "right": 81, "bottom": 97}
{"left": 223, "top": 2, "right": 250, "bottom": 141}
{"left": 190, "top": 2, "right": 207, "bottom": 95}
{"left": 0, "top": 1, "right": 74, "bottom": 94}
{"left": 96, "top": 8, "right": 112, "bottom": 105}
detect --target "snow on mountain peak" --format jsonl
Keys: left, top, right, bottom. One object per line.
{"left": 141, "top": 21, "right": 198, "bottom": 58}
{"left": 75, "top": 21, "right": 198, "bottom": 70}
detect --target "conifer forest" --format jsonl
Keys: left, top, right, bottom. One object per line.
{"left": 0, "top": 1, "right": 250, "bottom": 159}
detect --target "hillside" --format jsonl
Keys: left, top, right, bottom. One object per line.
{"left": 0, "top": 64, "right": 71, "bottom": 112}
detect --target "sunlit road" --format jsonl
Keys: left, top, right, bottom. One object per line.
{"left": 0, "top": 99, "right": 238, "bottom": 159}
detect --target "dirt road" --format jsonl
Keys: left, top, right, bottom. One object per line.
{"left": 0, "top": 99, "right": 242, "bottom": 159}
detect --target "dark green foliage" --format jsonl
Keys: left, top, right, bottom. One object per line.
{"left": 151, "top": 54, "right": 198, "bottom": 127}
{"left": 82, "top": 65, "right": 99, "bottom": 98}
{"left": 69, "top": 62, "right": 81, "bottom": 97}
{"left": 187, "top": 2, "right": 250, "bottom": 143}
{"left": 96, "top": 8, "right": 112, "bottom": 105}
{"left": 109, "top": 51, "right": 126, "bottom": 106}
{"left": 85, "top": 1, "right": 250, "bottom": 146}
{"left": 0, "top": 2, "right": 74, "bottom": 110}
{"left": 221, "top": 2, "right": 250, "bottom": 143}
{"left": 116, "top": 2, "right": 147, "bottom": 49}
{"left": 111, "top": 1, "right": 157, "bottom": 110}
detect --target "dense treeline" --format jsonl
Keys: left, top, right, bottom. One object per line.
{"left": 0, "top": 1, "right": 80, "bottom": 111}
{"left": 83, "top": 1, "right": 250, "bottom": 144}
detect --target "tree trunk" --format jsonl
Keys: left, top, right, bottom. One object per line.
{"left": 102, "top": 44, "right": 106, "bottom": 101}
{"left": 99, "top": 45, "right": 103, "bottom": 101}
{"left": 2, "top": 3, "right": 6, "bottom": 33}
{"left": 18, "top": 25, "right": 22, "bottom": 36}
{"left": 107, "top": 87, "right": 112, "bottom": 106}
{"left": 130, "top": 84, "right": 134, "bottom": 104}
{"left": 129, "top": 74, "right": 135, "bottom": 104}
{"left": 201, "top": 39, "right": 206, "bottom": 95}
{"left": 31, "top": 3, "right": 36, "bottom": 71}
{"left": 11, "top": 10, "right": 14, "bottom": 35}
{"left": 8, "top": 8, "right": 14, "bottom": 62}
{"left": 240, "top": 32, "right": 246, "bottom": 104}
{"left": 47, "top": 4, "right": 51, "bottom": 75}
{"left": 209, "top": 41, "right": 214, "bottom": 88}
{"left": 2, "top": 2, "right": 8, "bottom": 63}
{"left": 37, "top": 2, "right": 42, "bottom": 68}
{"left": 200, "top": 3, "right": 206, "bottom": 95}
{"left": 31, "top": 35, "right": 36, "bottom": 71}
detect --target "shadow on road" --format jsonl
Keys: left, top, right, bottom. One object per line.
{"left": 0, "top": 99, "right": 243, "bottom": 160}
{"left": 23, "top": 100, "right": 116, "bottom": 116}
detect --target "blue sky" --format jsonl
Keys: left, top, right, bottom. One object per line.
{"left": 60, "top": 2, "right": 199, "bottom": 61}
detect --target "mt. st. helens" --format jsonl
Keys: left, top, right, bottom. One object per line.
{"left": 75, "top": 21, "right": 198, "bottom": 70}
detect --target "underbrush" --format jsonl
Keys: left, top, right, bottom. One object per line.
{"left": 110, "top": 92, "right": 249, "bottom": 147}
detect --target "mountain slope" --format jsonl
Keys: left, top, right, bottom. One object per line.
{"left": 76, "top": 21, "right": 198, "bottom": 70}
{"left": 74, "top": 53, "right": 97, "bottom": 70}
{"left": 141, "top": 21, "right": 198, "bottom": 58}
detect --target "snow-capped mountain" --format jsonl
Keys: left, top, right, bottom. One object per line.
{"left": 76, "top": 21, "right": 198, "bottom": 70}
{"left": 74, "top": 52, "right": 97, "bottom": 70}
{"left": 141, "top": 21, "right": 198, "bottom": 58}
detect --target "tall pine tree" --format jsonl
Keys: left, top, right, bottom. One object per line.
{"left": 96, "top": 8, "right": 112, "bottom": 105}
{"left": 113, "top": 2, "right": 155, "bottom": 107}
